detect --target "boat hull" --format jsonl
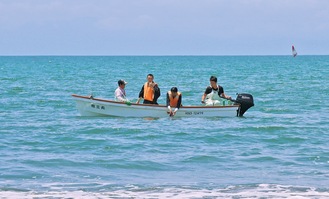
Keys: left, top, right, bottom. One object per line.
{"left": 72, "top": 94, "right": 240, "bottom": 118}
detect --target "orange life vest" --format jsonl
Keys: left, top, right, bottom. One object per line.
{"left": 143, "top": 82, "right": 154, "bottom": 101}
{"left": 168, "top": 91, "right": 181, "bottom": 107}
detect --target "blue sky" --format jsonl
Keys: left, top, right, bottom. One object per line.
{"left": 1, "top": 0, "right": 328, "bottom": 55}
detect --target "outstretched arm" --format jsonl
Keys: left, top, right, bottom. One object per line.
{"left": 220, "top": 93, "right": 232, "bottom": 100}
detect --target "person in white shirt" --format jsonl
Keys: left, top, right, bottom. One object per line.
{"left": 114, "top": 79, "right": 129, "bottom": 102}
{"left": 201, "top": 76, "right": 231, "bottom": 106}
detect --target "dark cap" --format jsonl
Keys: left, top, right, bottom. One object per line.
{"left": 118, "top": 79, "right": 127, "bottom": 85}
{"left": 171, "top": 87, "right": 178, "bottom": 92}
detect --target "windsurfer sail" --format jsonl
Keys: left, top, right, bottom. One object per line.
{"left": 292, "top": 45, "right": 297, "bottom": 57}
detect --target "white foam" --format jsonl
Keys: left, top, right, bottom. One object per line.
{"left": 0, "top": 184, "right": 328, "bottom": 199}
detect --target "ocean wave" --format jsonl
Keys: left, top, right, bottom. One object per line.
{"left": 0, "top": 184, "right": 328, "bottom": 198}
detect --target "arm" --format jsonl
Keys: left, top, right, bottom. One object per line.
{"left": 176, "top": 94, "right": 182, "bottom": 109}
{"left": 166, "top": 92, "right": 170, "bottom": 107}
{"left": 218, "top": 86, "right": 231, "bottom": 99}
{"left": 154, "top": 84, "right": 160, "bottom": 96}
{"left": 116, "top": 94, "right": 127, "bottom": 102}
{"left": 201, "top": 93, "right": 207, "bottom": 103}
{"left": 136, "top": 85, "right": 144, "bottom": 104}
{"left": 201, "top": 87, "right": 212, "bottom": 103}
{"left": 153, "top": 85, "right": 160, "bottom": 103}
{"left": 221, "top": 93, "right": 231, "bottom": 99}
{"left": 171, "top": 94, "right": 182, "bottom": 117}
{"left": 166, "top": 92, "right": 172, "bottom": 115}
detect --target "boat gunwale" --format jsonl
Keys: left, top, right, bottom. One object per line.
{"left": 72, "top": 94, "right": 240, "bottom": 109}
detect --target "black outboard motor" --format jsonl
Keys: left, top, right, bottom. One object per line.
{"left": 235, "top": 93, "right": 254, "bottom": 117}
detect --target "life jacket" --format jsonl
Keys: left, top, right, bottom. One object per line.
{"left": 168, "top": 91, "right": 181, "bottom": 107}
{"left": 205, "top": 85, "right": 221, "bottom": 101}
{"left": 143, "top": 82, "right": 154, "bottom": 101}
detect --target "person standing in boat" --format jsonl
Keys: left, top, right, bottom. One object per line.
{"left": 166, "top": 87, "right": 182, "bottom": 117}
{"left": 201, "top": 76, "right": 231, "bottom": 106}
{"left": 115, "top": 79, "right": 129, "bottom": 102}
{"left": 136, "top": 74, "right": 161, "bottom": 105}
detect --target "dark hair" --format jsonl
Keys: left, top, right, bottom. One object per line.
{"left": 210, "top": 76, "right": 217, "bottom": 82}
{"left": 147, "top": 74, "right": 154, "bottom": 78}
{"left": 118, "top": 79, "right": 126, "bottom": 85}
{"left": 171, "top": 87, "right": 178, "bottom": 92}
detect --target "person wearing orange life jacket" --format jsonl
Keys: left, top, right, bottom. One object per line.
{"left": 166, "top": 87, "right": 182, "bottom": 117}
{"left": 136, "top": 74, "right": 161, "bottom": 105}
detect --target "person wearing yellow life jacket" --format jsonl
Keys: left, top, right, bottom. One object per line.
{"left": 166, "top": 87, "right": 182, "bottom": 117}
{"left": 136, "top": 74, "right": 161, "bottom": 105}
{"left": 201, "top": 76, "right": 231, "bottom": 106}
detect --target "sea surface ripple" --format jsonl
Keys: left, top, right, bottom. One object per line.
{"left": 0, "top": 56, "right": 328, "bottom": 198}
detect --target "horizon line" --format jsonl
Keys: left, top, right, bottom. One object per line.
{"left": 1, "top": 54, "right": 328, "bottom": 57}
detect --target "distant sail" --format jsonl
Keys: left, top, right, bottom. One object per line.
{"left": 292, "top": 45, "right": 297, "bottom": 57}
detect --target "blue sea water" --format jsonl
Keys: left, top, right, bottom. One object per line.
{"left": 0, "top": 56, "right": 329, "bottom": 198}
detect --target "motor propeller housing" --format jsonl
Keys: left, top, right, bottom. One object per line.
{"left": 235, "top": 93, "right": 254, "bottom": 116}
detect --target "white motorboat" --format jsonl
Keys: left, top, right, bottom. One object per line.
{"left": 72, "top": 93, "right": 254, "bottom": 118}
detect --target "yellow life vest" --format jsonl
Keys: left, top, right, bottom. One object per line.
{"left": 143, "top": 82, "right": 154, "bottom": 101}
{"left": 168, "top": 91, "right": 181, "bottom": 107}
